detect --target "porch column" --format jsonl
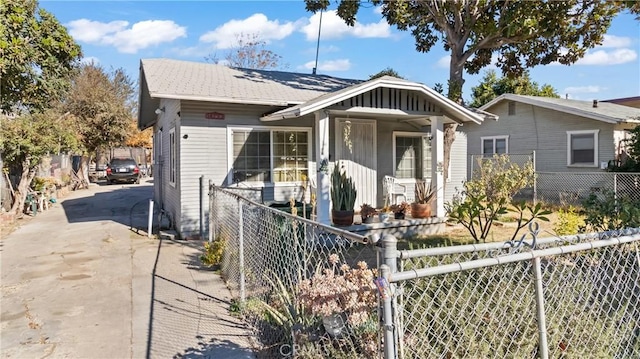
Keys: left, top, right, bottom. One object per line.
{"left": 315, "top": 110, "right": 331, "bottom": 224}
{"left": 431, "top": 117, "right": 445, "bottom": 217}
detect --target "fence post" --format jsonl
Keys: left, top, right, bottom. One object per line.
{"left": 208, "top": 180, "right": 214, "bottom": 243}
{"left": 380, "top": 234, "right": 398, "bottom": 359}
{"left": 380, "top": 264, "right": 395, "bottom": 359}
{"left": 532, "top": 256, "right": 549, "bottom": 359}
{"left": 614, "top": 173, "right": 618, "bottom": 207}
{"left": 532, "top": 151, "right": 537, "bottom": 204}
{"left": 238, "top": 198, "right": 245, "bottom": 303}
{"left": 199, "top": 175, "right": 205, "bottom": 240}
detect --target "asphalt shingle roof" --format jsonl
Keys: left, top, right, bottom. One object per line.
{"left": 140, "top": 58, "right": 361, "bottom": 105}
{"left": 481, "top": 94, "right": 640, "bottom": 123}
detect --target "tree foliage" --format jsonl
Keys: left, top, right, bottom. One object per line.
{"left": 206, "top": 33, "right": 286, "bottom": 70}
{"left": 445, "top": 155, "right": 550, "bottom": 243}
{"left": 469, "top": 70, "right": 559, "bottom": 108}
{"left": 0, "top": 0, "right": 82, "bottom": 114}
{"left": 64, "top": 63, "right": 136, "bottom": 155}
{"left": 0, "top": 110, "right": 80, "bottom": 213}
{"left": 369, "top": 67, "right": 404, "bottom": 79}
{"left": 125, "top": 121, "right": 153, "bottom": 148}
{"left": 305, "top": 0, "right": 621, "bottom": 184}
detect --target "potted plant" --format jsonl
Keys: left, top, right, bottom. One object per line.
{"left": 330, "top": 163, "right": 357, "bottom": 226}
{"left": 378, "top": 206, "right": 392, "bottom": 223}
{"left": 359, "top": 203, "right": 377, "bottom": 224}
{"left": 411, "top": 180, "right": 436, "bottom": 218}
{"left": 390, "top": 202, "right": 410, "bottom": 220}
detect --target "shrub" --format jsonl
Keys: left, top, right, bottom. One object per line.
{"left": 446, "top": 154, "right": 550, "bottom": 242}
{"left": 200, "top": 238, "right": 225, "bottom": 267}
{"left": 553, "top": 206, "right": 584, "bottom": 236}
{"left": 581, "top": 190, "right": 640, "bottom": 232}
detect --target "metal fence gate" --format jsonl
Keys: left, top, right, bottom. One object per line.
{"left": 380, "top": 227, "right": 640, "bottom": 358}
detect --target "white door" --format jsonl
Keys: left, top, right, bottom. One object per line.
{"left": 335, "top": 119, "right": 377, "bottom": 209}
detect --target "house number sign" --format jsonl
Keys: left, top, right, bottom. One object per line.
{"left": 205, "top": 112, "right": 225, "bottom": 120}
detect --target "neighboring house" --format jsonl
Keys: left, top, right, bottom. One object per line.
{"left": 463, "top": 94, "right": 640, "bottom": 175}
{"left": 138, "top": 59, "right": 488, "bottom": 238}
{"left": 603, "top": 96, "right": 640, "bottom": 109}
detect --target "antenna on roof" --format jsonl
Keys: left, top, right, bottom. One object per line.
{"left": 312, "top": 9, "right": 323, "bottom": 75}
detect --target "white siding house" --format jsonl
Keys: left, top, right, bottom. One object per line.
{"left": 463, "top": 94, "right": 640, "bottom": 176}
{"left": 138, "top": 59, "right": 490, "bottom": 238}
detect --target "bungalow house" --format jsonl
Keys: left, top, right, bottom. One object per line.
{"left": 464, "top": 94, "right": 640, "bottom": 173}
{"left": 137, "top": 59, "right": 488, "bottom": 238}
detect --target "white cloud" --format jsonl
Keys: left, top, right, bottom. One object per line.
{"left": 300, "top": 59, "right": 351, "bottom": 72}
{"left": 601, "top": 34, "right": 632, "bottom": 48}
{"left": 300, "top": 10, "right": 390, "bottom": 41}
{"left": 67, "top": 19, "right": 129, "bottom": 42}
{"left": 564, "top": 85, "right": 604, "bottom": 94}
{"left": 66, "top": 19, "right": 186, "bottom": 54}
{"left": 576, "top": 48, "right": 637, "bottom": 65}
{"left": 80, "top": 56, "right": 100, "bottom": 65}
{"left": 199, "top": 13, "right": 296, "bottom": 49}
{"left": 436, "top": 55, "right": 450, "bottom": 68}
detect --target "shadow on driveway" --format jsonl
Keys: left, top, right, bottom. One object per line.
{"left": 60, "top": 183, "right": 156, "bottom": 231}
{"left": 146, "top": 239, "right": 255, "bottom": 359}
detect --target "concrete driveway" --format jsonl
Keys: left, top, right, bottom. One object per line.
{"left": 1, "top": 180, "right": 254, "bottom": 358}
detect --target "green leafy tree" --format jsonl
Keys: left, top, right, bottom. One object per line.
{"left": 470, "top": 70, "right": 559, "bottom": 108}
{"left": 64, "top": 63, "right": 136, "bottom": 157}
{"left": 445, "top": 154, "right": 550, "bottom": 243}
{"left": 206, "top": 33, "right": 286, "bottom": 70}
{"left": 305, "top": 0, "right": 621, "bottom": 185}
{"left": 0, "top": 0, "right": 82, "bottom": 114}
{"left": 1, "top": 111, "right": 80, "bottom": 214}
{"left": 369, "top": 67, "right": 404, "bottom": 79}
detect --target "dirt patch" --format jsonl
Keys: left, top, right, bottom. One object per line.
{"left": 1, "top": 214, "right": 35, "bottom": 240}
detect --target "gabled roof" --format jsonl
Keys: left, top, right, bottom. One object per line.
{"left": 261, "top": 75, "right": 486, "bottom": 124}
{"left": 138, "top": 59, "right": 360, "bottom": 129}
{"left": 140, "top": 58, "right": 359, "bottom": 105}
{"left": 480, "top": 94, "right": 640, "bottom": 124}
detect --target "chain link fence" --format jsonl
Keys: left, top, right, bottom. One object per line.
{"left": 210, "top": 185, "right": 382, "bottom": 358}
{"left": 385, "top": 227, "right": 640, "bottom": 359}
{"left": 536, "top": 172, "right": 640, "bottom": 205}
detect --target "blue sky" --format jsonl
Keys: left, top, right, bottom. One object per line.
{"left": 41, "top": 1, "right": 640, "bottom": 102}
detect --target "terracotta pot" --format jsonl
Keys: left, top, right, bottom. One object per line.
{"left": 411, "top": 203, "right": 432, "bottom": 218}
{"left": 332, "top": 209, "right": 354, "bottom": 226}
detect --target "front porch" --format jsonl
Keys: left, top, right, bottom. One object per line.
{"left": 260, "top": 76, "right": 488, "bottom": 227}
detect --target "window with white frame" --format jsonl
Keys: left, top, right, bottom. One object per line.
{"left": 230, "top": 128, "right": 310, "bottom": 184}
{"left": 393, "top": 133, "right": 431, "bottom": 179}
{"left": 169, "top": 128, "right": 176, "bottom": 186}
{"left": 481, "top": 136, "right": 508, "bottom": 157}
{"left": 567, "top": 130, "right": 599, "bottom": 166}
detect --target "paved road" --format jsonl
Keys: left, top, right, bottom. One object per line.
{"left": 1, "top": 180, "right": 254, "bottom": 358}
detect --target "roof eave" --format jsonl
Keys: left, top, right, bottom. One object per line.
{"left": 150, "top": 92, "right": 303, "bottom": 107}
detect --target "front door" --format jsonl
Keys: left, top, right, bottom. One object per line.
{"left": 335, "top": 119, "right": 377, "bottom": 209}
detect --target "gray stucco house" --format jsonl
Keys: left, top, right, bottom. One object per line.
{"left": 137, "top": 59, "right": 488, "bottom": 238}
{"left": 463, "top": 94, "right": 640, "bottom": 175}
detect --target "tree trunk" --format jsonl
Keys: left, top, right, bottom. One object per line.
{"left": 10, "top": 158, "right": 36, "bottom": 216}
{"left": 443, "top": 54, "right": 466, "bottom": 187}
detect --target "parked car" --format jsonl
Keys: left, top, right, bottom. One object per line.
{"left": 106, "top": 158, "right": 140, "bottom": 184}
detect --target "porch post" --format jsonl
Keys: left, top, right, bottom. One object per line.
{"left": 315, "top": 110, "right": 331, "bottom": 224}
{"left": 431, "top": 117, "right": 445, "bottom": 217}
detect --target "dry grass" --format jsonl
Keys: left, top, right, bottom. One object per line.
{"left": 409, "top": 212, "right": 562, "bottom": 248}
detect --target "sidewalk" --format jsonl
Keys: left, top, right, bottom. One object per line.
{"left": 0, "top": 181, "right": 254, "bottom": 358}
